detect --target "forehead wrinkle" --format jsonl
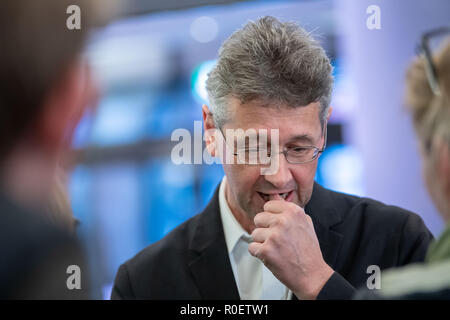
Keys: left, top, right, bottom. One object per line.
{"left": 226, "top": 98, "right": 322, "bottom": 143}
{"left": 226, "top": 121, "right": 318, "bottom": 146}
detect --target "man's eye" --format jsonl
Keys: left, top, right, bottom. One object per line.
{"left": 289, "top": 147, "right": 309, "bottom": 154}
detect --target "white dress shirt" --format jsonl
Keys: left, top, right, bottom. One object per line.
{"left": 218, "top": 176, "right": 292, "bottom": 300}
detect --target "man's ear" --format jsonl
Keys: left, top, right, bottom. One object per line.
{"left": 202, "top": 104, "right": 217, "bottom": 157}
{"left": 326, "top": 106, "right": 333, "bottom": 122}
{"left": 36, "top": 60, "right": 98, "bottom": 153}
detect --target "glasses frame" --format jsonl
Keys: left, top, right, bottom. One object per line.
{"left": 417, "top": 26, "right": 450, "bottom": 96}
{"left": 218, "top": 123, "right": 328, "bottom": 165}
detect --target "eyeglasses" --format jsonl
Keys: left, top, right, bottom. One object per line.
{"left": 218, "top": 124, "right": 327, "bottom": 165}
{"left": 417, "top": 26, "right": 450, "bottom": 96}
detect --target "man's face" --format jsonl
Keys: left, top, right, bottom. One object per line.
{"left": 219, "top": 98, "right": 326, "bottom": 222}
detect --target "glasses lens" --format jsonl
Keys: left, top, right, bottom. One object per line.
{"left": 236, "top": 148, "right": 271, "bottom": 165}
{"left": 286, "top": 147, "right": 317, "bottom": 164}
{"left": 427, "top": 31, "right": 450, "bottom": 55}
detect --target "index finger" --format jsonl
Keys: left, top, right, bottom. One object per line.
{"left": 263, "top": 200, "right": 287, "bottom": 213}
{"left": 254, "top": 211, "right": 276, "bottom": 228}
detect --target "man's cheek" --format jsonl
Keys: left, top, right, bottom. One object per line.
{"left": 292, "top": 166, "right": 316, "bottom": 202}
{"left": 292, "top": 166, "right": 314, "bottom": 185}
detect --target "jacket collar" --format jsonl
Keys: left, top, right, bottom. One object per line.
{"left": 187, "top": 181, "right": 345, "bottom": 299}
{"left": 188, "top": 184, "right": 241, "bottom": 299}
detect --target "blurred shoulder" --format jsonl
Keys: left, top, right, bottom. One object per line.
{"left": 380, "top": 259, "right": 450, "bottom": 299}
{"left": 0, "top": 192, "right": 87, "bottom": 299}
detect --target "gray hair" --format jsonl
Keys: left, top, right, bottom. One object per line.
{"left": 206, "top": 16, "right": 334, "bottom": 129}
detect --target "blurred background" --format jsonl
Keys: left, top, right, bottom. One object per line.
{"left": 69, "top": 0, "right": 450, "bottom": 298}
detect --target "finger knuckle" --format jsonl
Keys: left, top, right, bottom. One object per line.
{"left": 286, "top": 202, "right": 299, "bottom": 211}
{"left": 254, "top": 213, "right": 266, "bottom": 226}
{"left": 259, "top": 244, "right": 269, "bottom": 256}
{"left": 251, "top": 228, "right": 261, "bottom": 240}
{"left": 277, "top": 214, "right": 288, "bottom": 226}
{"left": 248, "top": 243, "right": 258, "bottom": 256}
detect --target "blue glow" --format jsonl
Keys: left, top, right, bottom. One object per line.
{"left": 71, "top": 113, "right": 95, "bottom": 149}
{"left": 191, "top": 60, "right": 217, "bottom": 104}
{"left": 317, "top": 144, "right": 365, "bottom": 196}
{"left": 89, "top": 94, "right": 150, "bottom": 146}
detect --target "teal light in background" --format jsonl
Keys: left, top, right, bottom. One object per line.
{"left": 317, "top": 144, "right": 365, "bottom": 197}
{"left": 191, "top": 60, "right": 217, "bottom": 105}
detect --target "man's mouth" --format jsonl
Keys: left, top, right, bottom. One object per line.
{"left": 257, "top": 190, "right": 295, "bottom": 202}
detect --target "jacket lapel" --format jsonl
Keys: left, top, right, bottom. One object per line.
{"left": 305, "top": 182, "right": 344, "bottom": 268}
{"left": 188, "top": 186, "right": 241, "bottom": 299}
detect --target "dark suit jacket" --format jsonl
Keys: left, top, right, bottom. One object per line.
{"left": 111, "top": 182, "right": 433, "bottom": 300}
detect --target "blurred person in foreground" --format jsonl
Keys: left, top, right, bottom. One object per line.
{"left": 355, "top": 29, "right": 450, "bottom": 300}
{"left": 46, "top": 168, "right": 79, "bottom": 234}
{"left": 0, "top": 0, "right": 110, "bottom": 298}
{"left": 112, "top": 17, "right": 434, "bottom": 300}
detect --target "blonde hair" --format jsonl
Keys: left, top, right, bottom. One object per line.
{"left": 405, "top": 39, "right": 450, "bottom": 161}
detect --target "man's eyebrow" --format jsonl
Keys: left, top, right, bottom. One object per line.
{"left": 286, "top": 134, "right": 315, "bottom": 145}
{"left": 230, "top": 132, "right": 316, "bottom": 145}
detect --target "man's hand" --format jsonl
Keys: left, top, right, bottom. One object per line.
{"left": 248, "top": 200, "right": 334, "bottom": 300}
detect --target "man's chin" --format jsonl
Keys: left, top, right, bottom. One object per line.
{"left": 238, "top": 202, "right": 260, "bottom": 222}
{"left": 247, "top": 201, "right": 270, "bottom": 218}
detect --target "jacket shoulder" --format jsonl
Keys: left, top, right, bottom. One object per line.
{"left": 111, "top": 212, "right": 202, "bottom": 299}
{"left": 327, "top": 188, "right": 427, "bottom": 231}
{"left": 127, "top": 211, "right": 202, "bottom": 271}
{"left": 322, "top": 187, "right": 433, "bottom": 273}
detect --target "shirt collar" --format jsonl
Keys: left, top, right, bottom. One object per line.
{"left": 219, "top": 176, "right": 251, "bottom": 254}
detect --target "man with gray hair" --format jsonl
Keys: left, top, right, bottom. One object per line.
{"left": 112, "top": 16, "right": 433, "bottom": 300}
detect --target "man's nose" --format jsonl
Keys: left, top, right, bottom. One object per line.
{"left": 262, "top": 153, "right": 293, "bottom": 189}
